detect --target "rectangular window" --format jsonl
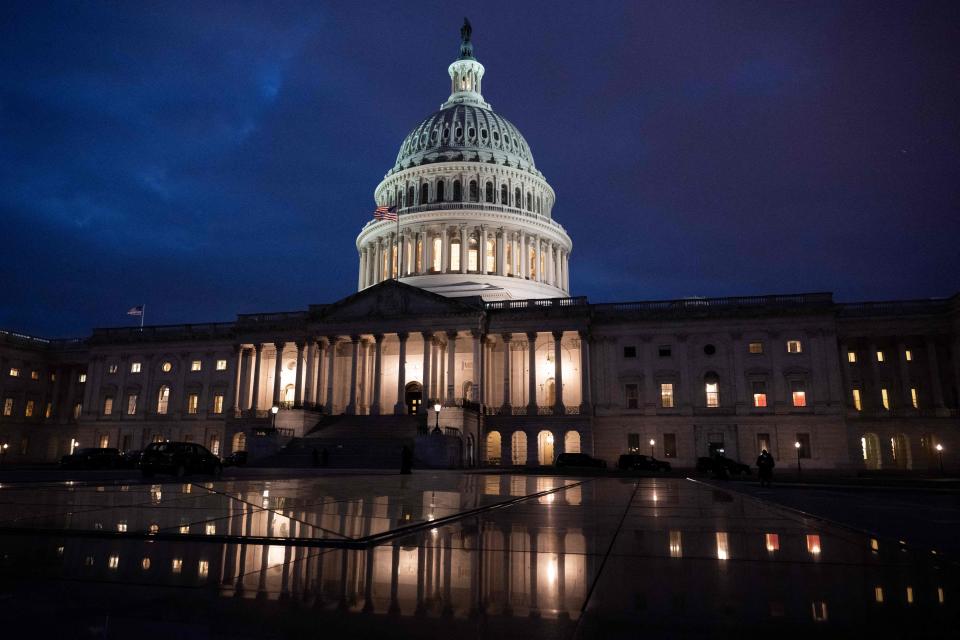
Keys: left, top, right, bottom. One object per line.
{"left": 660, "top": 383, "right": 674, "bottom": 408}
{"left": 213, "top": 393, "right": 224, "bottom": 414}
{"left": 73, "top": 403, "right": 82, "bottom": 419}
{"left": 627, "top": 433, "right": 640, "bottom": 452}
{"left": 191, "top": 360, "right": 202, "bottom": 372}
{"left": 663, "top": 433, "right": 677, "bottom": 458}
{"left": 624, "top": 384, "right": 639, "bottom": 409}
{"left": 30, "top": 370, "right": 39, "bottom": 380}
{"left": 187, "top": 394, "right": 199, "bottom": 415}
{"left": 485, "top": 239, "right": 495, "bottom": 273}
{"left": 752, "top": 381, "right": 767, "bottom": 408}
{"left": 127, "top": 394, "right": 138, "bottom": 415}
{"left": 757, "top": 433, "right": 771, "bottom": 455}
{"left": 658, "top": 345, "right": 672, "bottom": 357}
{"left": 25, "top": 400, "right": 35, "bottom": 417}
{"left": 852, "top": 389, "right": 862, "bottom": 411}
{"left": 796, "top": 433, "right": 811, "bottom": 458}
{"left": 905, "top": 349, "right": 912, "bottom": 361}
{"left": 876, "top": 351, "right": 885, "bottom": 363}
{"left": 108, "top": 364, "right": 118, "bottom": 374}
{"left": 705, "top": 381, "right": 719, "bottom": 408}
{"left": 765, "top": 533, "right": 780, "bottom": 552}
{"left": 103, "top": 397, "right": 113, "bottom": 416}
{"left": 791, "top": 381, "right": 807, "bottom": 407}
{"left": 748, "top": 342, "right": 764, "bottom": 354}
{"left": 847, "top": 351, "right": 857, "bottom": 363}
{"left": 881, "top": 388, "right": 890, "bottom": 410}
{"left": 3, "top": 398, "right": 13, "bottom": 416}
{"left": 787, "top": 340, "right": 802, "bottom": 354}
{"left": 910, "top": 387, "right": 918, "bottom": 409}
{"left": 8, "top": 367, "right": 20, "bottom": 377}
{"left": 623, "top": 346, "right": 637, "bottom": 358}
{"left": 99, "top": 434, "right": 109, "bottom": 448}
{"left": 130, "top": 362, "right": 141, "bottom": 373}
{"left": 50, "top": 372, "right": 56, "bottom": 382}
{"left": 20, "top": 436, "right": 28, "bottom": 455}
{"left": 669, "top": 531, "right": 682, "bottom": 558}
{"left": 216, "top": 359, "right": 227, "bottom": 371}
{"left": 78, "top": 373, "right": 87, "bottom": 383}
{"left": 44, "top": 402, "right": 52, "bottom": 418}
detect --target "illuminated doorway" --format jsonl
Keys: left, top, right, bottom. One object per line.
{"left": 861, "top": 433, "right": 881, "bottom": 470}
{"left": 511, "top": 431, "right": 527, "bottom": 466}
{"left": 537, "top": 430, "right": 555, "bottom": 465}
{"left": 486, "top": 431, "right": 502, "bottom": 465}
{"left": 232, "top": 431, "right": 246, "bottom": 452}
{"left": 405, "top": 382, "right": 423, "bottom": 415}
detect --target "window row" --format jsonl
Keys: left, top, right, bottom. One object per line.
{"left": 621, "top": 339, "right": 805, "bottom": 359}
{"left": 388, "top": 179, "right": 546, "bottom": 214}
{"left": 2, "top": 397, "right": 52, "bottom": 418}
{"left": 624, "top": 431, "right": 814, "bottom": 459}
{"left": 102, "top": 387, "right": 226, "bottom": 417}
{"left": 850, "top": 386, "right": 921, "bottom": 411}
{"left": 101, "top": 358, "right": 229, "bottom": 376}
{"left": 847, "top": 348, "right": 914, "bottom": 364}
{"left": 623, "top": 377, "right": 809, "bottom": 409}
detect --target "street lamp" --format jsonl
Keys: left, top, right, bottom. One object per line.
{"left": 433, "top": 402, "right": 441, "bottom": 433}
{"left": 935, "top": 444, "right": 944, "bottom": 474}
{"left": 271, "top": 405, "right": 279, "bottom": 429}
{"left": 0, "top": 443, "right": 8, "bottom": 466}
{"left": 795, "top": 441, "right": 802, "bottom": 476}
{"left": 649, "top": 438, "right": 656, "bottom": 457}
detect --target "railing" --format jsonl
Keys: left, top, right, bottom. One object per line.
{"left": 0, "top": 329, "right": 86, "bottom": 349}
{"left": 236, "top": 311, "right": 308, "bottom": 324}
{"left": 838, "top": 298, "right": 954, "bottom": 318}
{"left": 443, "top": 427, "right": 462, "bottom": 437}
{"left": 592, "top": 292, "right": 835, "bottom": 315}
{"left": 359, "top": 202, "right": 568, "bottom": 234}
{"left": 277, "top": 428, "right": 295, "bottom": 437}
{"left": 277, "top": 401, "right": 294, "bottom": 410}
{"left": 91, "top": 322, "right": 236, "bottom": 341}
{"left": 484, "top": 296, "right": 588, "bottom": 311}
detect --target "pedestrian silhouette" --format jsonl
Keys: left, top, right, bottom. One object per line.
{"left": 756, "top": 449, "right": 775, "bottom": 487}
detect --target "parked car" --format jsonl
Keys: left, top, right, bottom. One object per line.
{"left": 617, "top": 454, "right": 672, "bottom": 472}
{"left": 222, "top": 450, "right": 248, "bottom": 467}
{"left": 140, "top": 442, "right": 222, "bottom": 478}
{"left": 60, "top": 448, "right": 123, "bottom": 470}
{"left": 121, "top": 449, "right": 142, "bottom": 468}
{"left": 555, "top": 452, "right": 607, "bottom": 469}
{"left": 696, "top": 456, "right": 751, "bottom": 477}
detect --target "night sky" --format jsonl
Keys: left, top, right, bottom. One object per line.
{"left": 2, "top": 1, "right": 958, "bottom": 337}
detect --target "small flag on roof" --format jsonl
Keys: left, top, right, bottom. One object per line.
{"left": 373, "top": 205, "right": 398, "bottom": 221}
{"left": 127, "top": 305, "right": 144, "bottom": 317}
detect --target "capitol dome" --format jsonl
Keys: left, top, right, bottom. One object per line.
{"left": 356, "top": 20, "right": 572, "bottom": 302}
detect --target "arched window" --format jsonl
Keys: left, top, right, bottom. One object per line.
{"left": 420, "top": 183, "right": 428, "bottom": 205}
{"left": 232, "top": 431, "right": 246, "bottom": 453}
{"left": 436, "top": 180, "right": 445, "bottom": 201}
{"left": 469, "top": 180, "right": 478, "bottom": 202}
{"left": 485, "top": 182, "right": 494, "bottom": 203}
{"left": 468, "top": 236, "right": 479, "bottom": 271}
{"left": 157, "top": 385, "right": 170, "bottom": 415}
{"left": 514, "top": 187, "right": 522, "bottom": 208}
{"left": 704, "top": 372, "right": 720, "bottom": 408}
{"left": 486, "top": 431, "right": 502, "bottom": 465}
{"left": 396, "top": 188, "right": 403, "bottom": 207}
{"left": 500, "top": 184, "right": 508, "bottom": 204}
{"left": 511, "top": 431, "right": 527, "bottom": 466}
{"left": 407, "top": 186, "right": 415, "bottom": 207}
{"left": 526, "top": 192, "right": 532, "bottom": 211}
{"left": 453, "top": 180, "right": 462, "bottom": 201}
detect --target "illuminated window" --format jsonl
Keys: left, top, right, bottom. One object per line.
{"left": 44, "top": 403, "right": 51, "bottom": 418}
{"left": 715, "top": 532, "right": 729, "bottom": 560}
{"left": 191, "top": 360, "right": 201, "bottom": 372}
{"left": 161, "top": 361, "right": 172, "bottom": 373}
{"left": 79, "top": 373, "right": 87, "bottom": 383}
{"left": 791, "top": 381, "right": 807, "bottom": 407}
{"left": 938, "top": 587, "right": 944, "bottom": 604}
{"left": 130, "top": 362, "right": 141, "bottom": 373}
{"left": 910, "top": 388, "right": 918, "bottom": 409}
{"left": 906, "top": 586, "right": 914, "bottom": 604}
{"left": 209, "top": 436, "right": 220, "bottom": 456}
{"left": 752, "top": 381, "right": 767, "bottom": 408}
{"left": 108, "top": 555, "right": 119, "bottom": 570}
{"left": 156, "top": 385, "right": 170, "bottom": 414}
{"left": 172, "top": 558, "right": 183, "bottom": 574}
{"left": 806, "top": 534, "right": 821, "bottom": 555}
{"left": 108, "top": 364, "right": 118, "bottom": 374}
{"left": 876, "top": 350, "right": 885, "bottom": 363}
{"left": 811, "top": 601, "right": 828, "bottom": 622}
{"left": 450, "top": 239, "right": 461, "bottom": 271}
{"left": 213, "top": 394, "right": 224, "bottom": 414}
{"left": 30, "top": 370, "right": 39, "bottom": 380}
{"left": 765, "top": 533, "right": 780, "bottom": 552}
{"left": 870, "top": 538, "right": 879, "bottom": 552}
{"left": 73, "top": 403, "right": 82, "bottom": 419}
{"left": 198, "top": 559, "right": 209, "bottom": 579}
{"left": 102, "top": 397, "right": 113, "bottom": 416}
{"left": 141, "top": 557, "right": 151, "bottom": 570}
{"left": 852, "top": 389, "right": 862, "bottom": 411}
{"left": 847, "top": 351, "right": 857, "bottom": 363}
{"left": 8, "top": 367, "right": 20, "bottom": 377}
{"left": 757, "top": 433, "right": 771, "bottom": 454}
{"left": 432, "top": 236, "right": 442, "bottom": 271}
{"left": 704, "top": 374, "right": 719, "bottom": 408}
{"left": 187, "top": 394, "right": 199, "bottom": 415}
{"left": 205, "top": 523, "right": 216, "bottom": 535}
{"left": 881, "top": 388, "right": 890, "bottom": 410}
{"left": 2, "top": 398, "right": 12, "bottom": 416}
{"left": 99, "top": 434, "right": 109, "bottom": 448}
{"left": 660, "top": 383, "right": 674, "bottom": 408}
{"left": 669, "top": 531, "right": 682, "bottom": 558}
{"left": 905, "top": 349, "right": 912, "bottom": 361}
{"left": 485, "top": 238, "right": 495, "bottom": 273}
{"left": 117, "top": 521, "right": 128, "bottom": 532}
{"left": 874, "top": 586, "right": 884, "bottom": 603}
{"left": 786, "top": 340, "right": 802, "bottom": 354}
{"left": 215, "top": 359, "right": 227, "bottom": 371}
{"left": 624, "top": 384, "right": 639, "bottom": 409}
{"left": 50, "top": 372, "right": 56, "bottom": 382}
{"left": 127, "top": 394, "right": 138, "bottom": 415}
{"left": 748, "top": 341, "right": 763, "bottom": 354}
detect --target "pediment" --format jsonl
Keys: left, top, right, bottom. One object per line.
{"left": 317, "top": 280, "right": 482, "bottom": 322}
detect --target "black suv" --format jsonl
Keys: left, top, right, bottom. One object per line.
{"left": 617, "top": 454, "right": 672, "bottom": 472}
{"left": 60, "top": 448, "right": 123, "bottom": 470}
{"left": 555, "top": 453, "right": 607, "bottom": 469}
{"left": 140, "top": 442, "right": 222, "bottom": 478}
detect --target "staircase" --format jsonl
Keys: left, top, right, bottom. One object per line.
{"left": 255, "top": 414, "right": 427, "bottom": 469}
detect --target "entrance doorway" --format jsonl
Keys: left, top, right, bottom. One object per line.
{"left": 861, "top": 433, "right": 881, "bottom": 470}
{"left": 537, "top": 430, "right": 555, "bottom": 465}
{"left": 405, "top": 382, "right": 423, "bottom": 415}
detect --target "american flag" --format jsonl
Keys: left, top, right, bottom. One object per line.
{"left": 126, "top": 305, "right": 144, "bottom": 317}
{"left": 373, "top": 205, "right": 398, "bottom": 221}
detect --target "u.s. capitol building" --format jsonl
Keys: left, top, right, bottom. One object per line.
{"left": 1, "top": 24, "right": 957, "bottom": 472}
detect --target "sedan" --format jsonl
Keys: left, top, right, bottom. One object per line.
{"left": 696, "top": 456, "right": 751, "bottom": 477}
{"left": 555, "top": 453, "right": 607, "bottom": 469}
{"left": 140, "top": 442, "right": 222, "bottom": 478}
{"left": 60, "top": 448, "right": 123, "bottom": 470}
{"left": 617, "top": 454, "right": 672, "bottom": 472}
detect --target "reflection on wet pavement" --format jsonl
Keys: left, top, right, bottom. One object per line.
{"left": 0, "top": 474, "right": 956, "bottom": 638}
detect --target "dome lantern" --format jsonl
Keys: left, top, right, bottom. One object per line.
{"left": 443, "top": 18, "right": 489, "bottom": 110}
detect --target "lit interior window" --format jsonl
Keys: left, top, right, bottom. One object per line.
{"left": 705, "top": 377, "right": 719, "bottom": 408}
{"left": 852, "top": 389, "right": 862, "bottom": 411}
{"left": 875, "top": 586, "right": 884, "bottom": 603}
{"left": 187, "top": 394, "right": 199, "bottom": 415}
{"left": 765, "top": 533, "right": 780, "bottom": 552}
{"left": 30, "top": 370, "right": 39, "bottom": 380}
{"left": 117, "top": 521, "right": 127, "bottom": 532}
{"left": 141, "top": 557, "right": 151, "bottom": 570}
{"left": 905, "top": 349, "right": 912, "bottom": 361}
{"left": 753, "top": 392, "right": 767, "bottom": 408}
{"left": 876, "top": 351, "right": 885, "bottom": 362}
{"left": 108, "top": 364, "right": 118, "bottom": 374}
{"left": 205, "top": 523, "right": 216, "bottom": 535}
{"left": 748, "top": 342, "right": 763, "bottom": 354}
{"left": 108, "top": 555, "right": 119, "bottom": 570}
{"left": 161, "top": 361, "right": 172, "bottom": 373}
{"left": 157, "top": 386, "right": 170, "bottom": 414}
{"left": 131, "top": 362, "right": 141, "bottom": 373}
{"left": 198, "top": 560, "right": 209, "bottom": 579}
{"left": 938, "top": 587, "right": 944, "bottom": 604}
{"left": 787, "top": 340, "right": 802, "bottom": 354}
{"left": 861, "top": 437, "right": 868, "bottom": 460}
{"left": 906, "top": 586, "right": 914, "bottom": 604}
{"left": 172, "top": 558, "right": 183, "bottom": 574}
{"left": 216, "top": 359, "right": 227, "bottom": 371}
{"left": 191, "top": 360, "right": 201, "bottom": 371}
{"left": 791, "top": 382, "right": 807, "bottom": 407}
{"left": 847, "top": 351, "right": 857, "bottom": 363}
{"left": 910, "top": 388, "right": 918, "bottom": 409}
{"left": 8, "top": 368, "right": 20, "bottom": 377}
{"left": 669, "top": 530, "right": 682, "bottom": 558}
{"left": 103, "top": 397, "right": 113, "bottom": 416}
{"left": 78, "top": 373, "right": 87, "bottom": 383}
{"left": 806, "top": 534, "right": 821, "bottom": 555}
{"left": 881, "top": 388, "right": 890, "bottom": 410}
{"left": 213, "top": 394, "right": 224, "bottom": 414}
{"left": 715, "top": 532, "right": 729, "bottom": 560}
{"left": 660, "top": 383, "right": 674, "bottom": 408}
{"left": 870, "top": 538, "right": 879, "bottom": 552}
{"left": 811, "top": 601, "right": 828, "bottom": 622}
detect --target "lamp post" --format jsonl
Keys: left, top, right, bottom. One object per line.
{"left": 649, "top": 438, "right": 656, "bottom": 458}
{"left": 936, "top": 443, "right": 944, "bottom": 475}
{"left": 0, "top": 442, "right": 8, "bottom": 467}
{"left": 433, "top": 402, "right": 441, "bottom": 434}
{"left": 795, "top": 441, "right": 802, "bottom": 476}
{"left": 271, "top": 405, "right": 279, "bottom": 430}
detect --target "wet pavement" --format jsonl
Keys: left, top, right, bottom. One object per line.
{"left": 0, "top": 472, "right": 956, "bottom": 638}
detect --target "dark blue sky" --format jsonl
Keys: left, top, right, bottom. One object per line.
{"left": 2, "top": 1, "right": 958, "bottom": 337}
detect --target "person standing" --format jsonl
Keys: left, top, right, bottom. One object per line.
{"left": 756, "top": 449, "right": 775, "bottom": 487}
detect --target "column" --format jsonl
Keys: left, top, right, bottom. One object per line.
{"left": 272, "top": 342, "right": 285, "bottom": 407}
{"left": 527, "top": 332, "right": 538, "bottom": 415}
{"left": 394, "top": 332, "right": 408, "bottom": 414}
{"left": 230, "top": 345, "right": 244, "bottom": 414}
{"left": 554, "top": 244, "right": 562, "bottom": 288}
{"left": 358, "top": 248, "right": 366, "bottom": 289}
{"left": 471, "top": 330, "right": 482, "bottom": 403}
{"left": 421, "top": 332, "right": 432, "bottom": 402}
{"left": 315, "top": 340, "right": 326, "bottom": 406}
{"left": 534, "top": 238, "right": 542, "bottom": 282}
{"left": 953, "top": 338, "right": 960, "bottom": 413}
{"left": 519, "top": 232, "right": 528, "bottom": 279}
{"left": 446, "top": 331, "right": 457, "bottom": 403}
{"left": 371, "top": 334, "right": 384, "bottom": 415}
{"left": 459, "top": 225, "right": 468, "bottom": 274}
{"left": 324, "top": 337, "right": 337, "bottom": 413}
{"left": 433, "top": 337, "right": 443, "bottom": 400}
{"left": 252, "top": 344, "right": 264, "bottom": 411}
{"left": 480, "top": 225, "right": 489, "bottom": 273}
{"left": 417, "top": 228, "right": 427, "bottom": 274}
{"left": 424, "top": 228, "right": 434, "bottom": 273}
{"left": 553, "top": 331, "right": 564, "bottom": 414}
{"left": 398, "top": 231, "right": 406, "bottom": 278}
{"left": 304, "top": 338, "right": 316, "bottom": 408}
{"left": 496, "top": 229, "right": 506, "bottom": 275}
{"left": 926, "top": 336, "right": 948, "bottom": 415}
{"left": 439, "top": 227, "right": 449, "bottom": 273}
{"left": 579, "top": 330, "right": 592, "bottom": 413}
{"left": 346, "top": 337, "right": 360, "bottom": 415}
{"left": 293, "top": 342, "right": 305, "bottom": 407}
{"left": 500, "top": 334, "right": 512, "bottom": 411}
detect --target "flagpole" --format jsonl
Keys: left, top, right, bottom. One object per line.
{"left": 140, "top": 304, "right": 145, "bottom": 330}
{"left": 396, "top": 210, "right": 401, "bottom": 281}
